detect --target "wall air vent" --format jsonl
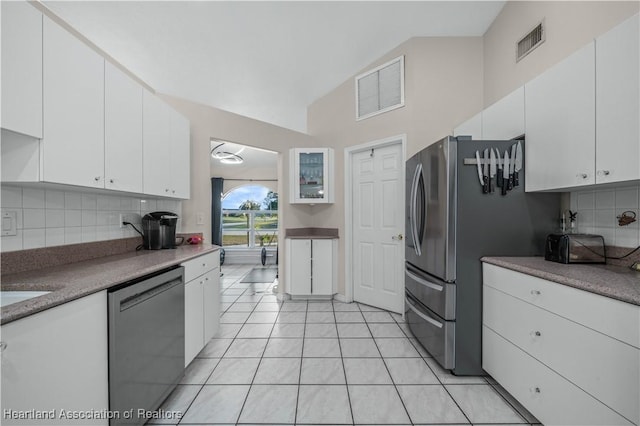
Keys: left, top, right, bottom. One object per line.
{"left": 356, "top": 55, "right": 404, "bottom": 120}
{"left": 516, "top": 21, "right": 545, "bottom": 62}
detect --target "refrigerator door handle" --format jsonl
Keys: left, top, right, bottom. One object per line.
{"left": 406, "top": 296, "right": 444, "bottom": 329}
{"left": 406, "top": 269, "right": 443, "bottom": 292}
{"left": 410, "top": 163, "right": 423, "bottom": 257}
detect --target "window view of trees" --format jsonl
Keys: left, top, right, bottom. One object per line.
{"left": 221, "top": 186, "right": 278, "bottom": 248}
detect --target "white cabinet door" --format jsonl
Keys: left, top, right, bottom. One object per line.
{"left": 595, "top": 13, "right": 640, "bottom": 184}
{"left": 143, "top": 90, "right": 172, "bottom": 197}
{"left": 290, "top": 148, "right": 335, "bottom": 204}
{"left": 203, "top": 268, "right": 220, "bottom": 343}
{"left": 170, "top": 110, "right": 191, "bottom": 199}
{"left": 453, "top": 112, "right": 482, "bottom": 139}
{"left": 525, "top": 42, "right": 595, "bottom": 191}
{"left": 1, "top": 1, "right": 42, "bottom": 138}
{"left": 312, "top": 239, "right": 334, "bottom": 295}
{"left": 1, "top": 292, "right": 109, "bottom": 425}
{"left": 185, "top": 279, "right": 204, "bottom": 367}
{"left": 105, "top": 62, "right": 143, "bottom": 193}
{"left": 42, "top": 16, "right": 105, "bottom": 188}
{"left": 288, "top": 239, "right": 311, "bottom": 295}
{"left": 482, "top": 87, "right": 525, "bottom": 140}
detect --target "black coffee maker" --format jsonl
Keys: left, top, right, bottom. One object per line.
{"left": 142, "top": 211, "right": 179, "bottom": 249}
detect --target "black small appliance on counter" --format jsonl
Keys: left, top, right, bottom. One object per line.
{"left": 545, "top": 233, "right": 606, "bottom": 264}
{"left": 142, "top": 211, "right": 179, "bottom": 249}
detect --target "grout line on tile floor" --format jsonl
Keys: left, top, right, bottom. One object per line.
{"left": 334, "top": 300, "right": 356, "bottom": 425}
{"left": 360, "top": 303, "right": 414, "bottom": 425}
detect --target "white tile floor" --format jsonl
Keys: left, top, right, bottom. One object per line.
{"left": 150, "top": 264, "right": 541, "bottom": 425}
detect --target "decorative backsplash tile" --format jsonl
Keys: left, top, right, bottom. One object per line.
{"left": 570, "top": 185, "right": 639, "bottom": 248}
{"left": 1, "top": 185, "right": 182, "bottom": 252}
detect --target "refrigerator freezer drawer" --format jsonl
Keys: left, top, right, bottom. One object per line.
{"left": 405, "top": 293, "right": 455, "bottom": 369}
{"left": 405, "top": 264, "right": 456, "bottom": 320}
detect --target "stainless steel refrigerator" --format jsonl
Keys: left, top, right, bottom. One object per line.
{"left": 405, "top": 136, "right": 560, "bottom": 375}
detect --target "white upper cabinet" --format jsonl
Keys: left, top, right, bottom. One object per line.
{"left": 105, "top": 62, "right": 143, "bottom": 193}
{"left": 143, "top": 90, "right": 172, "bottom": 197}
{"left": 143, "top": 91, "right": 190, "bottom": 199}
{"left": 595, "top": 13, "right": 640, "bottom": 184}
{"left": 43, "top": 16, "right": 105, "bottom": 188}
{"left": 1, "top": 1, "right": 43, "bottom": 138}
{"left": 170, "top": 111, "right": 191, "bottom": 199}
{"left": 290, "top": 148, "right": 335, "bottom": 204}
{"left": 482, "top": 87, "right": 525, "bottom": 140}
{"left": 453, "top": 112, "right": 482, "bottom": 139}
{"left": 525, "top": 42, "right": 596, "bottom": 191}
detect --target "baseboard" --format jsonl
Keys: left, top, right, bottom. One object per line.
{"left": 333, "top": 293, "right": 348, "bottom": 303}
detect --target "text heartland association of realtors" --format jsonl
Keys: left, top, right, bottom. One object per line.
{"left": 2, "top": 409, "right": 183, "bottom": 421}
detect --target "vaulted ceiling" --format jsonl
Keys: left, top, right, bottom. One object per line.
{"left": 44, "top": 1, "right": 505, "bottom": 133}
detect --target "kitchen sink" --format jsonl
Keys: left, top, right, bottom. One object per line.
{"left": 0, "top": 291, "right": 51, "bottom": 308}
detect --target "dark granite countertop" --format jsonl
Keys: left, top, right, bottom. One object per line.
{"left": 482, "top": 257, "right": 640, "bottom": 306}
{"left": 285, "top": 227, "right": 339, "bottom": 239}
{"left": 1, "top": 244, "right": 219, "bottom": 325}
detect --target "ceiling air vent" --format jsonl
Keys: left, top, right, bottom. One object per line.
{"left": 516, "top": 21, "right": 545, "bottom": 62}
{"left": 356, "top": 55, "right": 405, "bottom": 120}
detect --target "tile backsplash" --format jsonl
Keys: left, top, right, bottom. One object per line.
{"left": 1, "top": 185, "right": 182, "bottom": 252}
{"left": 570, "top": 184, "right": 639, "bottom": 248}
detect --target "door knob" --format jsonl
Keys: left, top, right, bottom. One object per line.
{"left": 392, "top": 234, "right": 403, "bottom": 241}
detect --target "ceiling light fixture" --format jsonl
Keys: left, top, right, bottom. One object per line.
{"left": 211, "top": 143, "right": 244, "bottom": 165}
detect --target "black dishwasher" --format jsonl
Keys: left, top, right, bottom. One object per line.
{"left": 108, "top": 266, "right": 185, "bottom": 425}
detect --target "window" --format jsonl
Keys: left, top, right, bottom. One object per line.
{"left": 356, "top": 55, "right": 405, "bottom": 120}
{"left": 221, "top": 185, "right": 278, "bottom": 248}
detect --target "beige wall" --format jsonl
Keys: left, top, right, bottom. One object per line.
{"left": 483, "top": 1, "right": 639, "bottom": 107}
{"left": 159, "top": 94, "right": 316, "bottom": 293}
{"left": 307, "top": 36, "right": 485, "bottom": 296}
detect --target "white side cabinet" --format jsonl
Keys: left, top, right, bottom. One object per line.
{"left": 104, "top": 61, "right": 143, "bottom": 193}
{"left": 0, "top": 291, "right": 109, "bottom": 425}
{"left": 595, "top": 13, "right": 640, "bottom": 184}
{"left": 1, "top": 1, "right": 43, "bottom": 138}
{"left": 453, "top": 112, "right": 482, "bottom": 139}
{"left": 290, "top": 148, "right": 334, "bottom": 204}
{"left": 482, "top": 87, "right": 525, "bottom": 140}
{"left": 42, "top": 16, "right": 105, "bottom": 189}
{"left": 525, "top": 42, "right": 596, "bottom": 191}
{"left": 482, "top": 263, "right": 639, "bottom": 425}
{"left": 183, "top": 251, "right": 220, "bottom": 367}
{"left": 286, "top": 238, "right": 337, "bottom": 297}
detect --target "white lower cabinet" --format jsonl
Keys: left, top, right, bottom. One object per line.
{"left": 183, "top": 251, "right": 220, "bottom": 366}
{"left": 482, "top": 263, "right": 639, "bottom": 425}
{"left": 286, "top": 238, "right": 336, "bottom": 297}
{"left": 0, "top": 291, "right": 109, "bottom": 425}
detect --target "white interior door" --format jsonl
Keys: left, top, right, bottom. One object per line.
{"left": 352, "top": 141, "right": 404, "bottom": 313}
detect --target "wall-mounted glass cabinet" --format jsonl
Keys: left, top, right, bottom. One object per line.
{"left": 290, "top": 148, "right": 334, "bottom": 203}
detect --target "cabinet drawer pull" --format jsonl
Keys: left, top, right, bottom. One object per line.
{"left": 0, "top": 341, "right": 6, "bottom": 352}
{"left": 109, "top": 179, "right": 114, "bottom": 183}
{"left": 530, "top": 290, "right": 541, "bottom": 295}
{"left": 532, "top": 330, "right": 542, "bottom": 337}
{"left": 94, "top": 176, "right": 101, "bottom": 181}
{"left": 530, "top": 387, "right": 541, "bottom": 394}
{"left": 576, "top": 173, "right": 588, "bottom": 179}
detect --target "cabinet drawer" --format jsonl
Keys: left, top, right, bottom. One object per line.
{"left": 483, "top": 326, "right": 632, "bottom": 426}
{"left": 484, "top": 285, "right": 639, "bottom": 424}
{"left": 483, "top": 263, "right": 640, "bottom": 348}
{"left": 183, "top": 251, "right": 220, "bottom": 283}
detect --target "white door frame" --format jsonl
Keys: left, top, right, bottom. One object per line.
{"left": 343, "top": 134, "right": 406, "bottom": 304}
